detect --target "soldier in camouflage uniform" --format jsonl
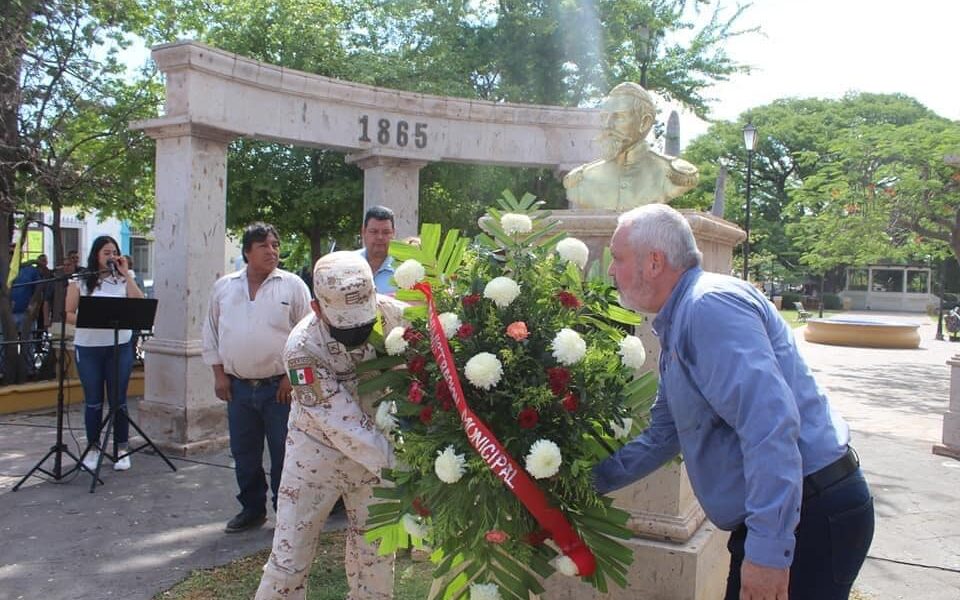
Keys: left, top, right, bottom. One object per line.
{"left": 255, "top": 251, "right": 406, "bottom": 600}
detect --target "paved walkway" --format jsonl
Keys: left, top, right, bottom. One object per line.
{"left": 0, "top": 312, "right": 958, "bottom": 600}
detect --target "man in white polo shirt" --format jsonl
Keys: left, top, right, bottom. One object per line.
{"left": 202, "top": 222, "right": 312, "bottom": 533}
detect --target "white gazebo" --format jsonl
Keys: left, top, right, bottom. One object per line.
{"left": 841, "top": 265, "right": 937, "bottom": 312}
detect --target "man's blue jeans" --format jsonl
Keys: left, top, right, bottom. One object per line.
{"left": 228, "top": 377, "right": 290, "bottom": 515}
{"left": 725, "top": 468, "right": 874, "bottom": 599}
{"left": 76, "top": 342, "right": 134, "bottom": 448}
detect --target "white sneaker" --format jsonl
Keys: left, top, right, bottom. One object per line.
{"left": 82, "top": 450, "right": 100, "bottom": 472}
{"left": 114, "top": 455, "right": 131, "bottom": 471}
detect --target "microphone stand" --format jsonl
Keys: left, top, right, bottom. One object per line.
{"left": 13, "top": 267, "right": 106, "bottom": 489}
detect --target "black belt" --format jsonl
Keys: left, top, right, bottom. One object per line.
{"left": 803, "top": 446, "right": 859, "bottom": 500}
{"left": 231, "top": 374, "right": 283, "bottom": 387}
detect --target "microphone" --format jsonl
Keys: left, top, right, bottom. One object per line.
{"left": 106, "top": 258, "right": 119, "bottom": 278}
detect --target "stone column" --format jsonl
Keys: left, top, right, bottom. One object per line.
{"left": 346, "top": 153, "right": 427, "bottom": 239}
{"left": 934, "top": 353, "right": 960, "bottom": 460}
{"left": 137, "top": 120, "right": 235, "bottom": 455}
{"left": 936, "top": 155, "right": 960, "bottom": 460}
{"left": 543, "top": 208, "right": 745, "bottom": 600}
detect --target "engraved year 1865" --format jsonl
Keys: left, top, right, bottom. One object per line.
{"left": 358, "top": 116, "right": 428, "bottom": 149}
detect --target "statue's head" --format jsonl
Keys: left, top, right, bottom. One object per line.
{"left": 598, "top": 82, "right": 656, "bottom": 160}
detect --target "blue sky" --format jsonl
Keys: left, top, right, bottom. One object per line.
{"left": 673, "top": 0, "right": 959, "bottom": 145}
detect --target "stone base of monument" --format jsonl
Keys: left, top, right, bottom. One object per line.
{"left": 549, "top": 208, "right": 742, "bottom": 277}
{"left": 138, "top": 400, "right": 230, "bottom": 456}
{"left": 934, "top": 353, "right": 960, "bottom": 461}
{"left": 540, "top": 519, "right": 728, "bottom": 600}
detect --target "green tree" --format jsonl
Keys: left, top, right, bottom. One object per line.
{"left": 683, "top": 93, "right": 960, "bottom": 287}
{"left": 0, "top": 0, "right": 160, "bottom": 381}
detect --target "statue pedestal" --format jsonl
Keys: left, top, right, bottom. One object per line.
{"left": 543, "top": 208, "right": 746, "bottom": 599}
{"left": 550, "top": 209, "right": 743, "bottom": 276}
{"left": 933, "top": 353, "right": 960, "bottom": 460}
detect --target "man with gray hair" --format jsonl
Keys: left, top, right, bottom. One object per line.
{"left": 594, "top": 204, "right": 873, "bottom": 599}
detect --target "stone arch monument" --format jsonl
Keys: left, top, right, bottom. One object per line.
{"left": 132, "top": 40, "right": 601, "bottom": 453}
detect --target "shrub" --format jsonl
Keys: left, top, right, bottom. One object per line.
{"left": 823, "top": 294, "right": 843, "bottom": 310}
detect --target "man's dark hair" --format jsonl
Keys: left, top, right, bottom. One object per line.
{"left": 363, "top": 205, "right": 395, "bottom": 229}
{"left": 241, "top": 222, "right": 280, "bottom": 263}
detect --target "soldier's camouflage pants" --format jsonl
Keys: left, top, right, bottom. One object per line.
{"left": 254, "top": 421, "right": 394, "bottom": 599}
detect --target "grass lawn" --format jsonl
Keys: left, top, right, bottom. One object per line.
{"left": 780, "top": 307, "right": 841, "bottom": 328}
{"left": 155, "top": 530, "right": 433, "bottom": 600}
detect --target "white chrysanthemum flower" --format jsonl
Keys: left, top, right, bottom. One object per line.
{"left": 375, "top": 400, "right": 398, "bottom": 433}
{"left": 470, "top": 583, "right": 502, "bottom": 600}
{"left": 384, "top": 326, "right": 408, "bottom": 355}
{"left": 394, "top": 259, "right": 426, "bottom": 289}
{"left": 525, "top": 439, "right": 562, "bottom": 479}
{"left": 483, "top": 276, "right": 521, "bottom": 308}
{"left": 435, "top": 445, "right": 467, "bottom": 484}
{"left": 610, "top": 418, "right": 634, "bottom": 440}
{"left": 500, "top": 213, "right": 533, "bottom": 235}
{"left": 438, "top": 312, "right": 462, "bottom": 340}
{"left": 619, "top": 335, "right": 647, "bottom": 370}
{"left": 555, "top": 237, "right": 589, "bottom": 269}
{"left": 555, "top": 555, "right": 579, "bottom": 577}
{"left": 401, "top": 513, "right": 430, "bottom": 539}
{"left": 551, "top": 328, "right": 587, "bottom": 366}
{"left": 464, "top": 352, "right": 503, "bottom": 389}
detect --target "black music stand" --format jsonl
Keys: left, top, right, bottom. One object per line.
{"left": 12, "top": 268, "right": 93, "bottom": 490}
{"left": 75, "top": 296, "right": 176, "bottom": 492}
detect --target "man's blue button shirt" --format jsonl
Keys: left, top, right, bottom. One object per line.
{"left": 594, "top": 267, "right": 849, "bottom": 568}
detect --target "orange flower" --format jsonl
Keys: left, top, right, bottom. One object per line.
{"left": 506, "top": 321, "right": 529, "bottom": 341}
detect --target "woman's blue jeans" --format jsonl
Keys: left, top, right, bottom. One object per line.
{"left": 76, "top": 342, "right": 133, "bottom": 448}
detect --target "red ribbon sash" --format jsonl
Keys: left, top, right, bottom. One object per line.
{"left": 414, "top": 282, "right": 596, "bottom": 577}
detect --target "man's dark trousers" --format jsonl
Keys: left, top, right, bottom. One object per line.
{"left": 228, "top": 377, "right": 289, "bottom": 515}
{"left": 725, "top": 469, "right": 874, "bottom": 599}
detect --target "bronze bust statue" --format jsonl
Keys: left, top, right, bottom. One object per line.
{"left": 564, "top": 82, "right": 699, "bottom": 210}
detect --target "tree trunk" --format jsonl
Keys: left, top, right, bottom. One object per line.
{"left": 0, "top": 0, "right": 39, "bottom": 384}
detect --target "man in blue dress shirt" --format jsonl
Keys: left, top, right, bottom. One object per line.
{"left": 594, "top": 204, "right": 874, "bottom": 600}
{"left": 355, "top": 205, "right": 396, "bottom": 294}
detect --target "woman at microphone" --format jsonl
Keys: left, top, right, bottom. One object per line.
{"left": 65, "top": 235, "right": 144, "bottom": 472}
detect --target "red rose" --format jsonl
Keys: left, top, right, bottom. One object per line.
{"left": 456, "top": 323, "right": 475, "bottom": 339}
{"left": 462, "top": 294, "right": 481, "bottom": 308}
{"left": 557, "top": 291, "right": 582, "bottom": 309}
{"left": 435, "top": 380, "right": 452, "bottom": 401}
{"left": 546, "top": 366, "right": 571, "bottom": 396}
{"left": 403, "top": 327, "right": 424, "bottom": 344}
{"left": 419, "top": 406, "right": 434, "bottom": 424}
{"left": 412, "top": 497, "right": 431, "bottom": 517}
{"left": 562, "top": 392, "right": 579, "bottom": 412}
{"left": 408, "top": 380, "right": 424, "bottom": 404}
{"left": 436, "top": 380, "right": 454, "bottom": 410}
{"left": 407, "top": 355, "right": 427, "bottom": 377}
{"left": 518, "top": 407, "right": 539, "bottom": 429}
{"left": 484, "top": 530, "right": 509, "bottom": 544}
{"left": 524, "top": 529, "right": 550, "bottom": 546}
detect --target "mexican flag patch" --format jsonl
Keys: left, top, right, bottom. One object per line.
{"left": 288, "top": 367, "right": 315, "bottom": 385}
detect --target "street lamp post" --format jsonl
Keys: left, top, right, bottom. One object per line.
{"left": 742, "top": 123, "right": 758, "bottom": 281}
{"left": 936, "top": 258, "right": 945, "bottom": 340}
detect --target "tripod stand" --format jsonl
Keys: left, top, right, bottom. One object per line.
{"left": 73, "top": 296, "right": 177, "bottom": 493}
{"left": 13, "top": 269, "right": 96, "bottom": 490}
